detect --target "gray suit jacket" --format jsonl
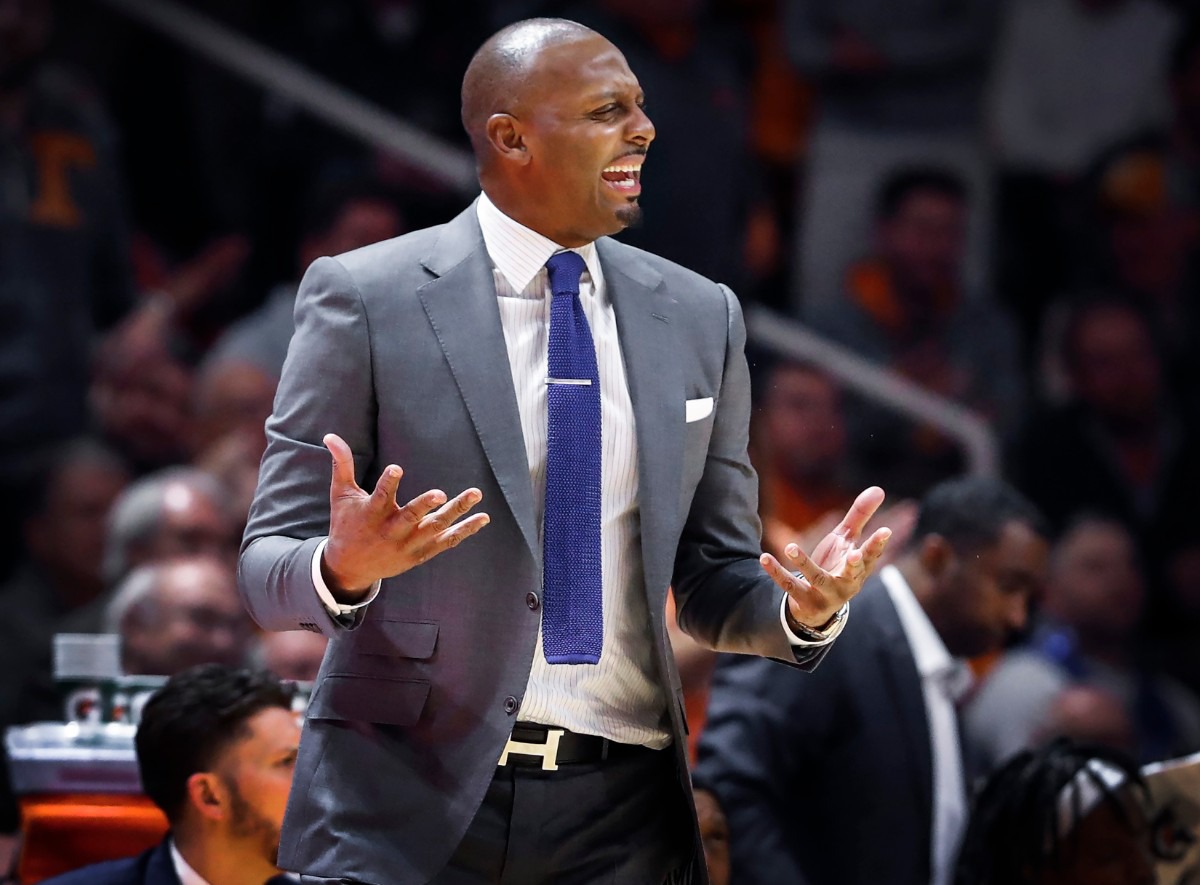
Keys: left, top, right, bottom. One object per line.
{"left": 238, "top": 203, "right": 824, "bottom": 884}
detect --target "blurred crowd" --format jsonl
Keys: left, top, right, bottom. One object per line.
{"left": 3, "top": 0, "right": 1200, "bottom": 881}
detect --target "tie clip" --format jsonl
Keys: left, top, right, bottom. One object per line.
{"left": 546, "top": 377, "right": 592, "bottom": 385}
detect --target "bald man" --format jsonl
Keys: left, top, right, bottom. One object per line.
{"left": 239, "top": 17, "right": 890, "bottom": 884}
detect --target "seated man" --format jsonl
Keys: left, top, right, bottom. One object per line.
{"left": 43, "top": 664, "right": 300, "bottom": 885}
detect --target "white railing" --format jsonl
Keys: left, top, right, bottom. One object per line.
{"left": 745, "top": 307, "right": 999, "bottom": 476}
{"left": 95, "top": 0, "right": 479, "bottom": 194}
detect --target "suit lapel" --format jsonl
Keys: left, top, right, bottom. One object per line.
{"left": 146, "top": 839, "right": 182, "bottom": 885}
{"left": 418, "top": 207, "right": 539, "bottom": 562}
{"left": 866, "top": 584, "right": 934, "bottom": 824}
{"left": 597, "top": 237, "right": 682, "bottom": 602}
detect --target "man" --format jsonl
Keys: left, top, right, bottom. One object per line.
{"left": 963, "top": 515, "right": 1200, "bottom": 769}
{"left": 696, "top": 477, "right": 1049, "bottom": 885}
{"left": 43, "top": 664, "right": 300, "bottom": 885}
{"left": 106, "top": 556, "right": 255, "bottom": 677}
{"left": 808, "top": 169, "right": 1023, "bottom": 497}
{"left": 239, "top": 17, "right": 890, "bottom": 884}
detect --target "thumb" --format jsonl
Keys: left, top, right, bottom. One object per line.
{"left": 324, "top": 433, "right": 358, "bottom": 492}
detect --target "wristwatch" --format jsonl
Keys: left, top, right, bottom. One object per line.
{"left": 785, "top": 600, "right": 849, "bottom": 642}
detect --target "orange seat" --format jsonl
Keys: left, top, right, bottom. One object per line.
{"left": 17, "top": 794, "right": 168, "bottom": 883}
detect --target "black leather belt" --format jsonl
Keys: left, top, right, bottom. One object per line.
{"left": 499, "top": 722, "right": 635, "bottom": 770}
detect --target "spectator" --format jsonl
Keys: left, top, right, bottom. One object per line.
{"left": 785, "top": 0, "right": 997, "bottom": 313}
{"left": 0, "top": 439, "right": 130, "bottom": 715}
{"left": 953, "top": 738, "right": 1155, "bottom": 885}
{"left": 1036, "top": 685, "right": 1138, "bottom": 756}
{"left": 254, "top": 631, "right": 328, "bottom": 684}
{"left": 100, "top": 467, "right": 238, "bottom": 594}
{"left": 207, "top": 180, "right": 404, "bottom": 382}
{"left": 41, "top": 664, "right": 300, "bottom": 885}
{"left": 1011, "top": 297, "right": 1200, "bottom": 630}
{"left": 809, "top": 169, "right": 1022, "bottom": 496}
{"left": 753, "top": 359, "right": 856, "bottom": 551}
{"left": 0, "top": 0, "right": 135, "bottom": 571}
{"left": 105, "top": 556, "right": 253, "bottom": 678}
{"left": 697, "top": 477, "right": 1049, "bottom": 885}
{"left": 963, "top": 515, "right": 1200, "bottom": 768}
{"left": 692, "top": 784, "right": 731, "bottom": 885}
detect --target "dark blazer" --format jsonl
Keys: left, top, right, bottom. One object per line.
{"left": 41, "top": 839, "right": 179, "bottom": 885}
{"left": 238, "top": 203, "right": 826, "bottom": 884}
{"left": 696, "top": 576, "right": 933, "bottom": 885}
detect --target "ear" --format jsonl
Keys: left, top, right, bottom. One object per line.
{"left": 918, "top": 534, "right": 956, "bottom": 580}
{"left": 186, "top": 772, "right": 227, "bottom": 823}
{"left": 486, "top": 113, "right": 530, "bottom": 165}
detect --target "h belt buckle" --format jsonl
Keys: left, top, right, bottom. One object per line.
{"left": 499, "top": 728, "right": 565, "bottom": 771}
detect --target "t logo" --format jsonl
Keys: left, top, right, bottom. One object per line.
{"left": 28, "top": 131, "right": 97, "bottom": 228}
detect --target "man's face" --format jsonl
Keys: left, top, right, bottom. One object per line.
{"left": 1069, "top": 306, "right": 1161, "bottom": 426}
{"left": 125, "top": 560, "right": 251, "bottom": 676}
{"left": 215, "top": 707, "right": 301, "bottom": 867}
{"left": 1048, "top": 520, "right": 1144, "bottom": 641}
{"left": 932, "top": 521, "right": 1049, "bottom": 658}
{"left": 28, "top": 458, "right": 129, "bottom": 591}
{"left": 513, "top": 34, "right": 655, "bottom": 246}
{"left": 877, "top": 191, "right": 966, "bottom": 297}
{"left": 762, "top": 365, "right": 845, "bottom": 483}
{"left": 147, "top": 482, "right": 239, "bottom": 571}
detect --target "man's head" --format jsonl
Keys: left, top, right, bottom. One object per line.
{"left": 1060, "top": 298, "right": 1162, "bottom": 429}
{"left": 462, "top": 18, "right": 654, "bottom": 247}
{"left": 1044, "top": 515, "right": 1144, "bottom": 644}
{"left": 136, "top": 665, "right": 298, "bottom": 875}
{"left": 23, "top": 438, "right": 130, "bottom": 607}
{"left": 103, "top": 467, "right": 238, "bottom": 586}
{"left": 954, "top": 738, "right": 1154, "bottom": 885}
{"left": 873, "top": 167, "right": 968, "bottom": 300}
{"left": 297, "top": 180, "right": 403, "bottom": 274}
{"left": 904, "top": 477, "right": 1050, "bottom": 658}
{"left": 106, "top": 556, "right": 252, "bottom": 677}
{"left": 758, "top": 361, "right": 846, "bottom": 486}
{"left": 254, "top": 630, "right": 328, "bottom": 683}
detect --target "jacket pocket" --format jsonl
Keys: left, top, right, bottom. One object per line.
{"left": 306, "top": 673, "right": 430, "bottom": 726}
{"left": 351, "top": 619, "right": 439, "bottom": 659}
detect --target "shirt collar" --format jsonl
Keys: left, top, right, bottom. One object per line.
{"left": 879, "top": 564, "right": 959, "bottom": 682}
{"left": 475, "top": 192, "right": 602, "bottom": 296}
{"left": 169, "top": 839, "right": 211, "bottom": 885}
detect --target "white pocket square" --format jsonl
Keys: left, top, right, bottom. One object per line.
{"left": 685, "top": 396, "right": 714, "bottom": 423}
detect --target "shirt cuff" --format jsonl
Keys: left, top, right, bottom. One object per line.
{"left": 780, "top": 597, "right": 849, "bottom": 647}
{"left": 312, "top": 538, "right": 381, "bottom": 616}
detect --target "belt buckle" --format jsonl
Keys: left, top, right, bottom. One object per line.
{"left": 499, "top": 728, "right": 565, "bottom": 771}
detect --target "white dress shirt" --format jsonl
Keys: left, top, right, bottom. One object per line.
{"left": 880, "top": 565, "right": 971, "bottom": 885}
{"left": 169, "top": 840, "right": 210, "bottom": 885}
{"left": 311, "top": 192, "right": 842, "bottom": 749}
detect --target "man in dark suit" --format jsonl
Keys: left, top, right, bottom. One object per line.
{"left": 696, "top": 478, "right": 1050, "bottom": 885}
{"left": 238, "top": 16, "right": 891, "bottom": 885}
{"left": 44, "top": 665, "right": 299, "bottom": 885}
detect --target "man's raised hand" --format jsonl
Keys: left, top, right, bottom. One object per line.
{"left": 320, "top": 433, "right": 489, "bottom": 601}
{"left": 760, "top": 486, "right": 892, "bottom": 630}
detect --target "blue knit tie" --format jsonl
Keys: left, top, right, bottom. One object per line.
{"left": 542, "top": 251, "right": 603, "bottom": 665}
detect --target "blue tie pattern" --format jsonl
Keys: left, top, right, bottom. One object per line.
{"left": 542, "top": 251, "right": 603, "bottom": 665}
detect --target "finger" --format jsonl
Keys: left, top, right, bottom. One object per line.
{"left": 395, "top": 488, "right": 449, "bottom": 528}
{"left": 415, "top": 512, "right": 491, "bottom": 564}
{"left": 418, "top": 488, "right": 483, "bottom": 532}
{"left": 370, "top": 465, "right": 404, "bottom": 512}
{"left": 835, "top": 486, "right": 886, "bottom": 542}
{"left": 784, "top": 546, "right": 833, "bottom": 593}
{"left": 857, "top": 526, "right": 893, "bottom": 573}
{"left": 760, "top": 551, "right": 832, "bottom": 620}
{"left": 324, "top": 433, "right": 360, "bottom": 493}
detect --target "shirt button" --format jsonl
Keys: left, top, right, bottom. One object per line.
{"left": 526, "top": 592, "right": 540, "bottom": 610}
{"left": 503, "top": 696, "right": 519, "bottom": 715}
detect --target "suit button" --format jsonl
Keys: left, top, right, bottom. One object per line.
{"left": 526, "top": 592, "right": 540, "bottom": 610}
{"left": 503, "top": 696, "right": 519, "bottom": 715}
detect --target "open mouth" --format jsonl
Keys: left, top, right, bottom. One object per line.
{"left": 601, "top": 156, "right": 644, "bottom": 194}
